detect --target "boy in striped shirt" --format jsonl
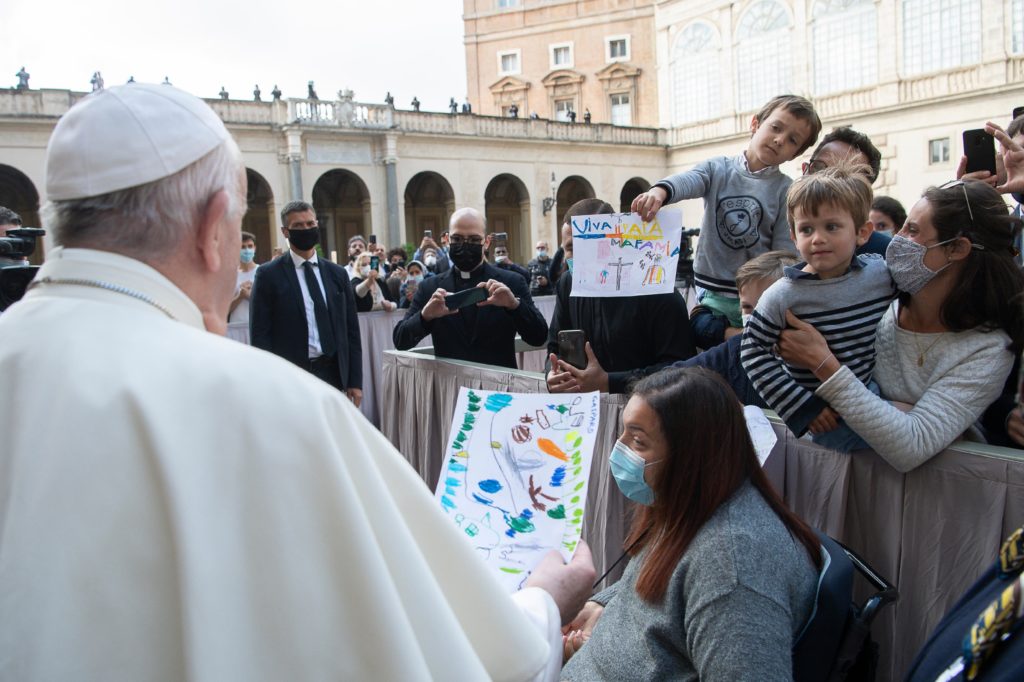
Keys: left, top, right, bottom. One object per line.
{"left": 741, "top": 165, "right": 896, "bottom": 451}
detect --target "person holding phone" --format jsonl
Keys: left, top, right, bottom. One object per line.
{"left": 351, "top": 252, "right": 397, "bottom": 312}
{"left": 545, "top": 199, "right": 695, "bottom": 394}
{"left": 393, "top": 207, "right": 547, "bottom": 368}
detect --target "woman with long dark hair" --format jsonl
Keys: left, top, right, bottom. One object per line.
{"left": 562, "top": 367, "right": 821, "bottom": 680}
{"left": 779, "top": 179, "right": 1024, "bottom": 470}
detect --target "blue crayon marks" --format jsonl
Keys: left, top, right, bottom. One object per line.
{"left": 473, "top": 493, "right": 493, "bottom": 505}
{"left": 485, "top": 393, "right": 514, "bottom": 413}
{"left": 549, "top": 466, "right": 566, "bottom": 488}
{"left": 479, "top": 479, "right": 503, "bottom": 494}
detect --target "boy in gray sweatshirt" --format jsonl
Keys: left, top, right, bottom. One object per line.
{"left": 740, "top": 165, "right": 896, "bottom": 450}
{"left": 633, "top": 95, "right": 822, "bottom": 348}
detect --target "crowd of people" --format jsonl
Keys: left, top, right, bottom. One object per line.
{"left": 2, "top": 82, "right": 1024, "bottom": 679}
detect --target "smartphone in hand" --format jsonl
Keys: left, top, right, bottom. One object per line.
{"left": 444, "top": 286, "right": 488, "bottom": 311}
{"left": 557, "top": 330, "right": 587, "bottom": 370}
{"left": 963, "top": 129, "right": 997, "bottom": 175}
{"left": 370, "top": 255, "right": 380, "bottom": 271}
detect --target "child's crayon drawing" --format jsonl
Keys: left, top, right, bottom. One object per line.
{"left": 435, "top": 388, "right": 601, "bottom": 592}
{"left": 570, "top": 209, "right": 683, "bottom": 297}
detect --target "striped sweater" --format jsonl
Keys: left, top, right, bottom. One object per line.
{"left": 740, "top": 255, "right": 896, "bottom": 436}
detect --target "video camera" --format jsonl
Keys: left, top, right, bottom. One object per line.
{"left": 0, "top": 227, "right": 44, "bottom": 312}
{"left": 675, "top": 227, "right": 700, "bottom": 290}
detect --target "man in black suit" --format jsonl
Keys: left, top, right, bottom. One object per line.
{"left": 250, "top": 201, "right": 363, "bottom": 405}
{"left": 393, "top": 207, "right": 547, "bottom": 368}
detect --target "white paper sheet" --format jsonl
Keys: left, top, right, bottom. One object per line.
{"left": 435, "top": 388, "right": 602, "bottom": 592}
{"left": 570, "top": 209, "right": 683, "bottom": 297}
{"left": 743, "top": 405, "right": 778, "bottom": 466}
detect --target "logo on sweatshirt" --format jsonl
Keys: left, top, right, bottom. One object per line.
{"left": 716, "top": 196, "right": 763, "bottom": 250}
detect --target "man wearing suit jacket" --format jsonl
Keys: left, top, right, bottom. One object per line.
{"left": 393, "top": 207, "right": 547, "bottom": 369}
{"left": 251, "top": 201, "right": 363, "bottom": 405}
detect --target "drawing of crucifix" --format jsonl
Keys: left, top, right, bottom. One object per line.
{"left": 608, "top": 257, "right": 634, "bottom": 291}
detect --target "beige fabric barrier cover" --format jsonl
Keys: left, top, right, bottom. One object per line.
{"left": 380, "top": 348, "right": 1024, "bottom": 680}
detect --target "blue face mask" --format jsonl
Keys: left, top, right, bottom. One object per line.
{"left": 609, "top": 440, "right": 657, "bottom": 505}
{"left": 566, "top": 257, "right": 574, "bottom": 274}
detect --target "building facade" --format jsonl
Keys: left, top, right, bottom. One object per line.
{"left": 654, "top": 0, "right": 1024, "bottom": 226}
{"left": 2, "top": 0, "right": 1022, "bottom": 267}
{"left": 464, "top": 0, "right": 660, "bottom": 126}
{"left": 0, "top": 90, "right": 666, "bottom": 266}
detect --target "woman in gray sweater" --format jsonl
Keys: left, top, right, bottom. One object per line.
{"left": 778, "top": 180, "right": 1024, "bottom": 471}
{"left": 561, "top": 368, "right": 821, "bottom": 680}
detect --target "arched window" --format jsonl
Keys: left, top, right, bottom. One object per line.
{"left": 812, "top": 0, "right": 878, "bottom": 95}
{"left": 1013, "top": 0, "right": 1024, "bottom": 54}
{"left": 735, "top": 0, "right": 792, "bottom": 112}
{"left": 672, "top": 22, "right": 722, "bottom": 125}
{"left": 901, "top": 0, "right": 981, "bottom": 76}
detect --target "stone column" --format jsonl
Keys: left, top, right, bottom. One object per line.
{"left": 383, "top": 133, "right": 400, "bottom": 248}
{"left": 288, "top": 155, "right": 303, "bottom": 202}
{"left": 285, "top": 129, "right": 303, "bottom": 201}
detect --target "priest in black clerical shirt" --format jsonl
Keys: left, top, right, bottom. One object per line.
{"left": 392, "top": 208, "right": 547, "bottom": 368}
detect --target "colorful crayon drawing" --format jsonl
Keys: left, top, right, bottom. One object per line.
{"left": 569, "top": 209, "right": 683, "bottom": 298}
{"left": 435, "top": 388, "right": 601, "bottom": 592}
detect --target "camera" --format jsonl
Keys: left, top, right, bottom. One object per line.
{"left": 0, "top": 227, "right": 44, "bottom": 312}
{"left": 675, "top": 227, "right": 700, "bottom": 291}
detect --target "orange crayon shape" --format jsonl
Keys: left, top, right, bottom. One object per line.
{"left": 537, "top": 437, "right": 569, "bottom": 462}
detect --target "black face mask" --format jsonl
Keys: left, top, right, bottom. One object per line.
{"left": 288, "top": 227, "right": 320, "bottom": 252}
{"left": 450, "top": 241, "right": 483, "bottom": 272}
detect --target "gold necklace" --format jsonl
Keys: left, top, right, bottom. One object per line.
{"left": 913, "top": 331, "right": 943, "bottom": 367}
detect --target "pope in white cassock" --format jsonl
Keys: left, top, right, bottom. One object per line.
{"left": 0, "top": 83, "right": 594, "bottom": 681}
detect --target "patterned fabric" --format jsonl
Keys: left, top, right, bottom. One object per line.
{"left": 962, "top": 527, "right": 1024, "bottom": 680}
{"left": 999, "top": 527, "right": 1024, "bottom": 578}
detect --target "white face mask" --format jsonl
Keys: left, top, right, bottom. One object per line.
{"left": 536, "top": 248, "right": 548, "bottom": 258}
{"left": 885, "top": 235, "right": 957, "bottom": 294}
{"left": 425, "top": 255, "right": 437, "bottom": 267}
{"left": 359, "top": 265, "right": 371, "bottom": 277}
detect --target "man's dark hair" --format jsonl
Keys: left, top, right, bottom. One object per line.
{"left": 1007, "top": 114, "right": 1024, "bottom": 140}
{"left": 870, "top": 196, "right": 907, "bottom": 229}
{"left": 280, "top": 200, "right": 314, "bottom": 226}
{"left": 348, "top": 234, "right": 367, "bottom": 247}
{"left": 386, "top": 247, "right": 406, "bottom": 262}
{"left": 0, "top": 206, "right": 23, "bottom": 227}
{"left": 562, "top": 198, "right": 614, "bottom": 226}
{"left": 240, "top": 231, "right": 256, "bottom": 243}
{"left": 810, "top": 126, "right": 882, "bottom": 183}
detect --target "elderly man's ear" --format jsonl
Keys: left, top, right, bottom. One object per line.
{"left": 195, "top": 189, "right": 235, "bottom": 273}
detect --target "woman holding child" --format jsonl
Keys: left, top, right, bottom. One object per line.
{"left": 561, "top": 367, "right": 820, "bottom": 679}
{"left": 779, "top": 177, "right": 1024, "bottom": 471}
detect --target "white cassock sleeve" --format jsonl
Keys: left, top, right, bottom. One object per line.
{"left": 512, "top": 588, "right": 563, "bottom": 682}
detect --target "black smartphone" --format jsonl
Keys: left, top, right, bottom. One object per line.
{"left": 963, "top": 129, "right": 996, "bottom": 175}
{"left": 444, "top": 286, "right": 488, "bottom": 311}
{"left": 369, "top": 234, "right": 377, "bottom": 245}
{"left": 424, "top": 229, "right": 433, "bottom": 239}
{"left": 557, "top": 330, "right": 587, "bottom": 370}
{"left": 494, "top": 232, "right": 508, "bottom": 246}
{"left": 1013, "top": 106, "right": 1024, "bottom": 120}
{"left": 370, "top": 255, "right": 379, "bottom": 271}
